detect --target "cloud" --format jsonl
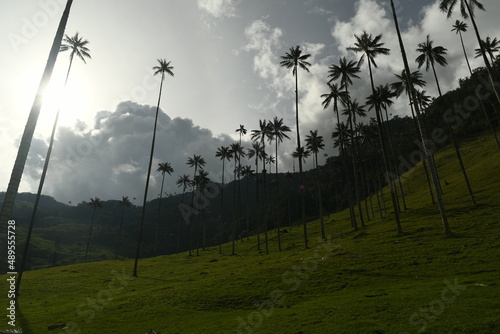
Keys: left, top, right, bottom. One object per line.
{"left": 308, "top": 6, "right": 333, "bottom": 16}
{"left": 26, "top": 101, "right": 236, "bottom": 204}
{"left": 197, "top": 0, "right": 238, "bottom": 18}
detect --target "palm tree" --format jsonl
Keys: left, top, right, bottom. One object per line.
{"left": 15, "top": 30, "right": 90, "bottom": 296}
{"left": 305, "top": 130, "right": 326, "bottom": 240}
{"left": 329, "top": 56, "right": 365, "bottom": 226}
{"left": 416, "top": 35, "right": 448, "bottom": 97}
{"left": 241, "top": 164, "right": 255, "bottom": 241}
{"left": 154, "top": 162, "right": 174, "bottom": 256}
{"left": 268, "top": 117, "right": 291, "bottom": 251}
{"left": 280, "top": 45, "right": 311, "bottom": 249}
{"left": 439, "top": 0, "right": 500, "bottom": 106}
{"left": 193, "top": 170, "right": 210, "bottom": 252}
{"left": 85, "top": 197, "right": 103, "bottom": 263}
{"left": 115, "top": 196, "right": 132, "bottom": 259}
{"left": 391, "top": 0, "right": 451, "bottom": 236}
{"left": 416, "top": 35, "right": 476, "bottom": 205}
{"left": 247, "top": 142, "right": 266, "bottom": 252}
{"left": 215, "top": 146, "right": 232, "bottom": 252}
{"left": 186, "top": 154, "right": 206, "bottom": 256}
{"left": 391, "top": 70, "right": 436, "bottom": 205}
{"left": 229, "top": 142, "right": 245, "bottom": 254}
{"left": 475, "top": 36, "right": 500, "bottom": 64}
{"left": 1, "top": 0, "right": 73, "bottom": 243}
{"left": 176, "top": 175, "right": 191, "bottom": 252}
{"left": 251, "top": 120, "right": 272, "bottom": 254}
{"left": 236, "top": 124, "right": 247, "bottom": 145}
{"left": 321, "top": 82, "right": 356, "bottom": 228}
{"left": 347, "top": 31, "right": 403, "bottom": 234}
{"left": 452, "top": 20, "right": 473, "bottom": 75}
{"left": 133, "top": 59, "right": 174, "bottom": 277}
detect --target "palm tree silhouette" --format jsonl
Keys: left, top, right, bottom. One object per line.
{"left": 417, "top": 35, "right": 476, "bottom": 205}
{"left": 215, "top": 146, "right": 232, "bottom": 252}
{"left": 439, "top": 0, "right": 500, "bottom": 106}
{"left": 229, "top": 142, "right": 246, "bottom": 253}
{"left": 15, "top": 30, "right": 90, "bottom": 296}
{"left": 115, "top": 196, "right": 132, "bottom": 259}
{"left": 1, "top": 0, "right": 73, "bottom": 243}
{"left": 305, "top": 130, "right": 326, "bottom": 240}
{"left": 176, "top": 174, "right": 191, "bottom": 253}
{"left": 475, "top": 36, "right": 499, "bottom": 64}
{"left": 348, "top": 31, "right": 403, "bottom": 235}
{"left": 247, "top": 141, "right": 266, "bottom": 252}
{"left": 186, "top": 154, "right": 206, "bottom": 256}
{"left": 268, "top": 117, "right": 291, "bottom": 251}
{"left": 154, "top": 162, "right": 174, "bottom": 256}
{"left": 452, "top": 20, "right": 473, "bottom": 75}
{"left": 280, "top": 45, "right": 311, "bottom": 249}
{"left": 133, "top": 59, "right": 174, "bottom": 277}
{"left": 85, "top": 197, "right": 103, "bottom": 263}
{"left": 391, "top": 70, "right": 436, "bottom": 205}
{"left": 390, "top": 0, "right": 451, "bottom": 236}
{"left": 193, "top": 170, "right": 210, "bottom": 252}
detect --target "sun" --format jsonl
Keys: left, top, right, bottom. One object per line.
{"left": 36, "top": 67, "right": 89, "bottom": 135}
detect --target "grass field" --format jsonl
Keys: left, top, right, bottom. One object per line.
{"left": 2, "top": 132, "right": 499, "bottom": 334}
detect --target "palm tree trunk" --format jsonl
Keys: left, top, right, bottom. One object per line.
{"left": 84, "top": 209, "right": 96, "bottom": 263}
{"left": 367, "top": 58, "right": 403, "bottom": 234}
{"left": 295, "top": 72, "right": 308, "bottom": 249}
{"left": 275, "top": 141, "right": 282, "bottom": 251}
{"left": 133, "top": 73, "right": 164, "bottom": 277}
{"left": 348, "top": 111, "right": 365, "bottom": 227}
{"left": 1, "top": 0, "right": 73, "bottom": 252}
{"left": 115, "top": 206, "right": 125, "bottom": 259}
{"left": 458, "top": 31, "right": 473, "bottom": 75}
{"left": 154, "top": 174, "right": 166, "bottom": 257}
{"left": 390, "top": 0, "right": 451, "bottom": 237}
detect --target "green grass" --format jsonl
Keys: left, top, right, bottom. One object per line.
{"left": 2, "top": 133, "right": 500, "bottom": 334}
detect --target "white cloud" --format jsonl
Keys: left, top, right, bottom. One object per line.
{"left": 197, "top": 0, "right": 238, "bottom": 18}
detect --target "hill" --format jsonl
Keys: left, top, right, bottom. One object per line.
{"left": 2, "top": 131, "right": 499, "bottom": 333}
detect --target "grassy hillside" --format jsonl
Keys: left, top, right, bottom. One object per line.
{"left": 2, "top": 132, "right": 499, "bottom": 334}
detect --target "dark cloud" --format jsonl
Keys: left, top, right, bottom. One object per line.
{"left": 29, "top": 101, "right": 236, "bottom": 204}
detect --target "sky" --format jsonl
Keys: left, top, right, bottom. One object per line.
{"left": 0, "top": 0, "right": 499, "bottom": 205}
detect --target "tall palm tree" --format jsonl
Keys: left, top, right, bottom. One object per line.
{"left": 452, "top": 20, "right": 473, "bottom": 75}
{"left": 439, "top": 0, "right": 500, "bottom": 106}
{"left": 193, "top": 170, "right": 210, "bottom": 251}
{"left": 133, "top": 59, "right": 174, "bottom": 277}
{"left": 416, "top": 35, "right": 476, "bottom": 205}
{"left": 329, "top": 57, "right": 366, "bottom": 226}
{"left": 236, "top": 124, "right": 247, "bottom": 145}
{"left": 15, "top": 30, "right": 90, "bottom": 296}
{"left": 154, "top": 162, "right": 174, "bottom": 256}
{"left": 251, "top": 120, "right": 272, "bottom": 254}
{"left": 475, "top": 36, "right": 500, "bottom": 64}
{"left": 1, "top": 0, "right": 73, "bottom": 245}
{"left": 176, "top": 174, "right": 191, "bottom": 253}
{"left": 321, "top": 83, "right": 356, "bottom": 228}
{"left": 347, "top": 31, "right": 403, "bottom": 234}
{"left": 391, "top": 0, "right": 451, "bottom": 236}
{"left": 215, "top": 145, "right": 232, "bottom": 252}
{"left": 305, "top": 130, "right": 326, "bottom": 240}
{"left": 280, "top": 45, "right": 311, "bottom": 249}
{"left": 391, "top": 70, "right": 436, "bottom": 205}
{"left": 85, "top": 197, "right": 103, "bottom": 263}
{"left": 229, "top": 142, "right": 245, "bottom": 254}
{"left": 268, "top": 117, "right": 291, "bottom": 251}
{"left": 247, "top": 142, "right": 266, "bottom": 252}
{"left": 241, "top": 164, "right": 255, "bottom": 241}
{"left": 416, "top": 35, "right": 448, "bottom": 97}
{"left": 186, "top": 154, "right": 206, "bottom": 256}
{"left": 115, "top": 196, "right": 132, "bottom": 259}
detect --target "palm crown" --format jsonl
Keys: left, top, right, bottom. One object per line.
{"left": 439, "top": 0, "right": 484, "bottom": 19}
{"left": 60, "top": 32, "right": 91, "bottom": 64}
{"left": 280, "top": 45, "right": 311, "bottom": 75}
{"left": 347, "top": 31, "right": 390, "bottom": 69}
{"left": 416, "top": 35, "right": 448, "bottom": 71}
{"left": 153, "top": 59, "right": 174, "bottom": 80}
